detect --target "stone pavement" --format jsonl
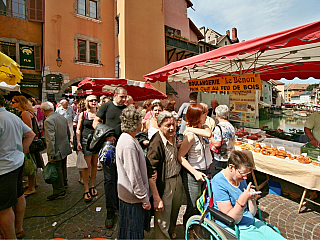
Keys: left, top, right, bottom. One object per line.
{"left": 22, "top": 151, "right": 320, "bottom": 239}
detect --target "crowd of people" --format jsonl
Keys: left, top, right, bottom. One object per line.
{"left": 0, "top": 90, "right": 287, "bottom": 240}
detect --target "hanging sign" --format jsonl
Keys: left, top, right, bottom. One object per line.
{"left": 46, "top": 74, "right": 62, "bottom": 90}
{"left": 188, "top": 73, "right": 261, "bottom": 92}
{"left": 229, "top": 91, "right": 257, "bottom": 124}
{"left": 19, "top": 45, "right": 35, "bottom": 69}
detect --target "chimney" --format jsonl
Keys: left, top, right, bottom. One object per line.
{"left": 226, "top": 30, "right": 230, "bottom": 36}
{"left": 232, "top": 27, "right": 237, "bottom": 39}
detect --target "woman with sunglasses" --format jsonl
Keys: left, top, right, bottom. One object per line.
{"left": 11, "top": 96, "right": 44, "bottom": 196}
{"left": 211, "top": 151, "right": 285, "bottom": 239}
{"left": 76, "top": 95, "right": 99, "bottom": 202}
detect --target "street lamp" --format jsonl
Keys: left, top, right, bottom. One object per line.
{"left": 56, "top": 49, "right": 62, "bottom": 67}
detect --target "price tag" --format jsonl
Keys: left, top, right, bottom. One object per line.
{"left": 248, "top": 140, "right": 254, "bottom": 145}
{"left": 302, "top": 153, "right": 307, "bottom": 157}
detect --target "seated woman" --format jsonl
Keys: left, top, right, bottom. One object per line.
{"left": 211, "top": 150, "right": 286, "bottom": 240}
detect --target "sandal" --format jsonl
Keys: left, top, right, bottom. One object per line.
{"left": 89, "top": 187, "right": 98, "bottom": 197}
{"left": 83, "top": 192, "right": 92, "bottom": 202}
{"left": 16, "top": 229, "right": 25, "bottom": 239}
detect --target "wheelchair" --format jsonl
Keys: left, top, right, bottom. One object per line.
{"left": 185, "top": 177, "right": 282, "bottom": 240}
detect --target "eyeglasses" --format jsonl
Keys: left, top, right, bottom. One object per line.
{"left": 237, "top": 169, "right": 251, "bottom": 176}
{"left": 88, "top": 99, "right": 98, "bottom": 102}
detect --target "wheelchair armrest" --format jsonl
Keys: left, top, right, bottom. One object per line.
{"left": 206, "top": 207, "right": 235, "bottom": 227}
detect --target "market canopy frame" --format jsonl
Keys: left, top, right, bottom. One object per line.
{"left": 78, "top": 78, "right": 167, "bottom": 101}
{"left": 144, "top": 20, "right": 320, "bottom": 83}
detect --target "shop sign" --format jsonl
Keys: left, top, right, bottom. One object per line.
{"left": 229, "top": 91, "right": 257, "bottom": 124}
{"left": 188, "top": 73, "right": 261, "bottom": 92}
{"left": 46, "top": 74, "right": 62, "bottom": 91}
{"left": 20, "top": 82, "right": 39, "bottom": 88}
{"left": 19, "top": 45, "right": 35, "bottom": 69}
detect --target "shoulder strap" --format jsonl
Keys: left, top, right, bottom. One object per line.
{"left": 27, "top": 110, "right": 41, "bottom": 137}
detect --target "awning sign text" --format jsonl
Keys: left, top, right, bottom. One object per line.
{"left": 188, "top": 73, "right": 261, "bottom": 92}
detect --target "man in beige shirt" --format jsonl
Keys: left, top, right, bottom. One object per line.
{"left": 146, "top": 111, "right": 183, "bottom": 239}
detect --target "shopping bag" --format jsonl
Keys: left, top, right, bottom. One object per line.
{"left": 23, "top": 153, "right": 37, "bottom": 176}
{"left": 42, "top": 162, "right": 58, "bottom": 184}
{"left": 76, "top": 151, "right": 88, "bottom": 169}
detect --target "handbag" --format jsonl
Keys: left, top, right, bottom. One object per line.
{"left": 76, "top": 151, "right": 88, "bottom": 169}
{"left": 29, "top": 111, "right": 47, "bottom": 153}
{"left": 210, "top": 125, "right": 227, "bottom": 156}
{"left": 42, "top": 162, "right": 58, "bottom": 184}
{"left": 29, "top": 136, "right": 46, "bottom": 153}
{"left": 23, "top": 153, "right": 37, "bottom": 176}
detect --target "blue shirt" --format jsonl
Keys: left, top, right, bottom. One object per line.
{"left": 0, "top": 107, "right": 31, "bottom": 175}
{"left": 55, "top": 105, "right": 75, "bottom": 123}
{"left": 211, "top": 171, "right": 254, "bottom": 228}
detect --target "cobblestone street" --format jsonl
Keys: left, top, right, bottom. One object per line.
{"left": 22, "top": 151, "right": 320, "bottom": 239}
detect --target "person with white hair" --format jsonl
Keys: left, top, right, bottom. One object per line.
{"left": 41, "top": 101, "right": 72, "bottom": 201}
{"left": 210, "top": 105, "right": 235, "bottom": 177}
{"left": 56, "top": 99, "right": 76, "bottom": 143}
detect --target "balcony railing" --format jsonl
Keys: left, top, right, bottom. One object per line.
{"left": 165, "top": 35, "right": 199, "bottom": 53}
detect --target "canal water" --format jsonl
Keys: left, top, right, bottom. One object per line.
{"left": 231, "top": 115, "right": 307, "bottom": 132}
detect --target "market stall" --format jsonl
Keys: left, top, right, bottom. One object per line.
{"left": 144, "top": 20, "right": 320, "bottom": 213}
{"left": 78, "top": 78, "right": 167, "bottom": 101}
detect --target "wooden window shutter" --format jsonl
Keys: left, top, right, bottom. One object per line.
{"left": 34, "top": 45, "right": 42, "bottom": 71}
{"left": 28, "top": 0, "right": 44, "bottom": 22}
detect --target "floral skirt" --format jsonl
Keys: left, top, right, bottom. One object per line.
{"left": 117, "top": 199, "right": 151, "bottom": 239}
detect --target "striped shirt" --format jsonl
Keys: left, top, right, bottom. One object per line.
{"left": 159, "top": 130, "right": 181, "bottom": 179}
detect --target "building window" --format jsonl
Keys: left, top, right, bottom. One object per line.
{"left": 0, "top": 41, "right": 16, "bottom": 61}
{"left": 225, "top": 41, "right": 227, "bottom": 45}
{"left": 115, "top": 15, "right": 119, "bottom": 36}
{"left": 206, "top": 46, "right": 209, "bottom": 52}
{"left": 89, "top": 0, "right": 96, "bottom": 18}
{"left": 76, "top": 0, "right": 100, "bottom": 20}
{"left": 115, "top": 56, "right": 120, "bottom": 78}
{"left": 75, "top": 34, "right": 101, "bottom": 65}
{"left": 78, "top": 40, "right": 86, "bottom": 62}
{"left": 78, "top": 0, "right": 85, "bottom": 15}
{"left": 199, "top": 46, "right": 203, "bottom": 53}
{"left": 89, "top": 42, "right": 97, "bottom": 63}
{"left": 0, "top": 0, "right": 6, "bottom": 15}
{"left": 12, "top": 0, "right": 25, "bottom": 19}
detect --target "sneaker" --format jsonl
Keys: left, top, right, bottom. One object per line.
{"left": 47, "top": 191, "right": 67, "bottom": 201}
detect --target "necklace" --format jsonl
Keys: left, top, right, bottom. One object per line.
{"left": 223, "top": 170, "right": 239, "bottom": 192}
{"left": 228, "top": 180, "right": 239, "bottom": 193}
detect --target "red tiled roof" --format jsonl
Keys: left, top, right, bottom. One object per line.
{"left": 291, "top": 91, "right": 304, "bottom": 97}
{"left": 284, "top": 83, "right": 310, "bottom": 90}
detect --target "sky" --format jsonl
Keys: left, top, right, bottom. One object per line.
{"left": 187, "top": 0, "right": 320, "bottom": 85}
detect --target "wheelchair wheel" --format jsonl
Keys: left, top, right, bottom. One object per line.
{"left": 185, "top": 215, "right": 229, "bottom": 240}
